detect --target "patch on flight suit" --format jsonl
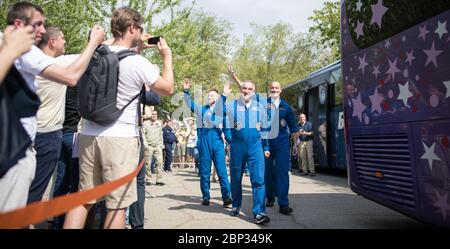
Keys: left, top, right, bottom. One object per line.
{"left": 252, "top": 107, "right": 259, "bottom": 112}
{"left": 235, "top": 122, "right": 243, "bottom": 131}
{"left": 237, "top": 106, "right": 245, "bottom": 112}
{"left": 266, "top": 104, "right": 275, "bottom": 110}
{"left": 256, "top": 122, "right": 261, "bottom": 131}
{"left": 280, "top": 119, "right": 287, "bottom": 127}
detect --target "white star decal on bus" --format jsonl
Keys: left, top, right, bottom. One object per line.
{"left": 405, "top": 50, "right": 416, "bottom": 66}
{"left": 355, "top": 21, "right": 365, "bottom": 40}
{"left": 373, "top": 65, "right": 380, "bottom": 79}
{"left": 444, "top": 81, "right": 450, "bottom": 98}
{"left": 369, "top": 88, "right": 384, "bottom": 114}
{"left": 397, "top": 81, "right": 413, "bottom": 107}
{"left": 424, "top": 41, "right": 443, "bottom": 68}
{"left": 420, "top": 142, "right": 441, "bottom": 171}
{"left": 356, "top": 0, "right": 363, "bottom": 12}
{"left": 418, "top": 24, "right": 430, "bottom": 41}
{"left": 433, "top": 190, "right": 450, "bottom": 221}
{"left": 386, "top": 58, "right": 400, "bottom": 82}
{"left": 351, "top": 94, "right": 366, "bottom": 123}
{"left": 370, "top": 0, "right": 388, "bottom": 28}
{"left": 358, "top": 54, "right": 368, "bottom": 74}
{"left": 435, "top": 21, "right": 448, "bottom": 39}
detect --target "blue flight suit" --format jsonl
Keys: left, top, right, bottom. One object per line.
{"left": 222, "top": 95, "right": 270, "bottom": 217}
{"left": 184, "top": 90, "right": 232, "bottom": 202}
{"left": 264, "top": 98, "right": 298, "bottom": 208}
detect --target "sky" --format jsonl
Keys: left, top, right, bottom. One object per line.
{"left": 153, "top": 0, "right": 328, "bottom": 39}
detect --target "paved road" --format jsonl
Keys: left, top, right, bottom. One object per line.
{"left": 142, "top": 167, "right": 432, "bottom": 229}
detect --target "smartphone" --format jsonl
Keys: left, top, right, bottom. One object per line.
{"left": 148, "top": 36, "right": 162, "bottom": 45}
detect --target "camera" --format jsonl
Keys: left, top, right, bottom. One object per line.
{"left": 148, "top": 36, "right": 162, "bottom": 45}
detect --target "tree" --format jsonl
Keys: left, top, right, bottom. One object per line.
{"left": 0, "top": 0, "right": 117, "bottom": 54}
{"left": 231, "top": 22, "right": 329, "bottom": 92}
{"left": 308, "top": 0, "right": 341, "bottom": 60}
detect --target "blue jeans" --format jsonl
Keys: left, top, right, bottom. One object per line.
{"left": 164, "top": 143, "right": 173, "bottom": 171}
{"left": 129, "top": 132, "right": 146, "bottom": 229}
{"left": 28, "top": 129, "right": 63, "bottom": 204}
{"left": 52, "top": 131, "right": 79, "bottom": 228}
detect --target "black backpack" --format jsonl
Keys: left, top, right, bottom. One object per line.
{"left": 78, "top": 45, "right": 139, "bottom": 126}
{"left": 0, "top": 66, "right": 38, "bottom": 177}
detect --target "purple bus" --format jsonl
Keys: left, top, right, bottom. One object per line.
{"left": 341, "top": 0, "right": 450, "bottom": 227}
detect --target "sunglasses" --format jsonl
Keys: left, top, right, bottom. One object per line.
{"left": 134, "top": 24, "right": 144, "bottom": 33}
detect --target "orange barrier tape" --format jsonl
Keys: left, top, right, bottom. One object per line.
{"left": 0, "top": 159, "right": 145, "bottom": 229}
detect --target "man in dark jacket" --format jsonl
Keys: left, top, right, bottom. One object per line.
{"left": 163, "top": 120, "right": 178, "bottom": 172}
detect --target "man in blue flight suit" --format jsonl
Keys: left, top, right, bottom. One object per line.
{"left": 220, "top": 80, "right": 271, "bottom": 225}
{"left": 183, "top": 79, "right": 232, "bottom": 207}
{"left": 264, "top": 81, "right": 299, "bottom": 215}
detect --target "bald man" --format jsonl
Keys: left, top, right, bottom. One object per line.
{"left": 264, "top": 81, "right": 299, "bottom": 215}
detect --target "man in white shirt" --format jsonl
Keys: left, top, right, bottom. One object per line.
{"left": 0, "top": 2, "right": 105, "bottom": 213}
{"left": 64, "top": 7, "right": 174, "bottom": 229}
{"left": 27, "top": 26, "right": 79, "bottom": 205}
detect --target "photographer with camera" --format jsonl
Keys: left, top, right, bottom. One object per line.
{"left": 64, "top": 6, "right": 174, "bottom": 229}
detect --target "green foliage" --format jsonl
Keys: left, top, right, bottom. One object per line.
{"left": 0, "top": 0, "right": 116, "bottom": 54}
{"left": 0, "top": 0, "right": 343, "bottom": 114}
{"left": 231, "top": 22, "right": 332, "bottom": 93}
{"left": 308, "top": 0, "right": 341, "bottom": 60}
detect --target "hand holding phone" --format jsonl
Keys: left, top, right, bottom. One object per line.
{"left": 148, "top": 36, "right": 162, "bottom": 45}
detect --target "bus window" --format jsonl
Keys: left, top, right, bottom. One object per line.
{"left": 330, "top": 68, "right": 343, "bottom": 107}
{"left": 345, "top": 0, "right": 450, "bottom": 49}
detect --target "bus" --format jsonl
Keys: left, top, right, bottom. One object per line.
{"left": 341, "top": 0, "right": 450, "bottom": 227}
{"left": 282, "top": 61, "right": 346, "bottom": 171}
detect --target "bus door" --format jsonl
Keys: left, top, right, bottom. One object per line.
{"left": 307, "top": 84, "right": 328, "bottom": 168}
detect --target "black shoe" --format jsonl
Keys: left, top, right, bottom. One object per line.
{"left": 145, "top": 182, "right": 152, "bottom": 186}
{"left": 266, "top": 200, "right": 275, "bottom": 207}
{"left": 279, "top": 206, "right": 293, "bottom": 215}
{"left": 309, "top": 173, "right": 316, "bottom": 177}
{"left": 223, "top": 198, "right": 232, "bottom": 207}
{"left": 230, "top": 207, "right": 240, "bottom": 216}
{"left": 156, "top": 182, "right": 165, "bottom": 186}
{"left": 300, "top": 172, "right": 308, "bottom": 176}
{"left": 201, "top": 199, "right": 210, "bottom": 206}
{"left": 254, "top": 214, "right": 270, "bottom": 225}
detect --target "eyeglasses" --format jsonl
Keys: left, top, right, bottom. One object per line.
{"left": 134, "top": 24, "right": 144, "bottom": 33}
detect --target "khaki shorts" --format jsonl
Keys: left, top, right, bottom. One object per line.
{"left": 78, "top": 135, "right": 139, "bottom": 209}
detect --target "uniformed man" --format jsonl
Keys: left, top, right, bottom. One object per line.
{"left": 264, "top": 81, "right": 299, "bottom": 215}
{"left": 221, "top": 80, "right": 271, "bottom": 225}
{"left": 142, "top": 109, "right": 165, "bottom": 186}
{"left": 183, "top": 79, "right": 232, "bottom": 207}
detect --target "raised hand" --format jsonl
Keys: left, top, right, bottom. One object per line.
{"left": 157, "top": 37, "right": 172, "bottom": 59}
{"left": 183, "top": 78, "right": 191, "bottom": 90}
{"left": 137, "top": 33, "right": 155, "bottom": 52}
{"left": 227, "top": 64, "right": 235, "bottom": 74}
{"left": 223, "top": 80, "right": 232, "bottom": 96}
{"left": 2, "top": 25, "right": 35, "bottom": 57}
{"left": 89, "top": 25, "right": 106, "bottom": 46}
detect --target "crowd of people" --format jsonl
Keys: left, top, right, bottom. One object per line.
{"left": 0, "top": 1, "right": 319, "bottom": 229}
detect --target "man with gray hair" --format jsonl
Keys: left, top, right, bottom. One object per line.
{"left": 220, "top": 80, "right": 271, "bottom": 225}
